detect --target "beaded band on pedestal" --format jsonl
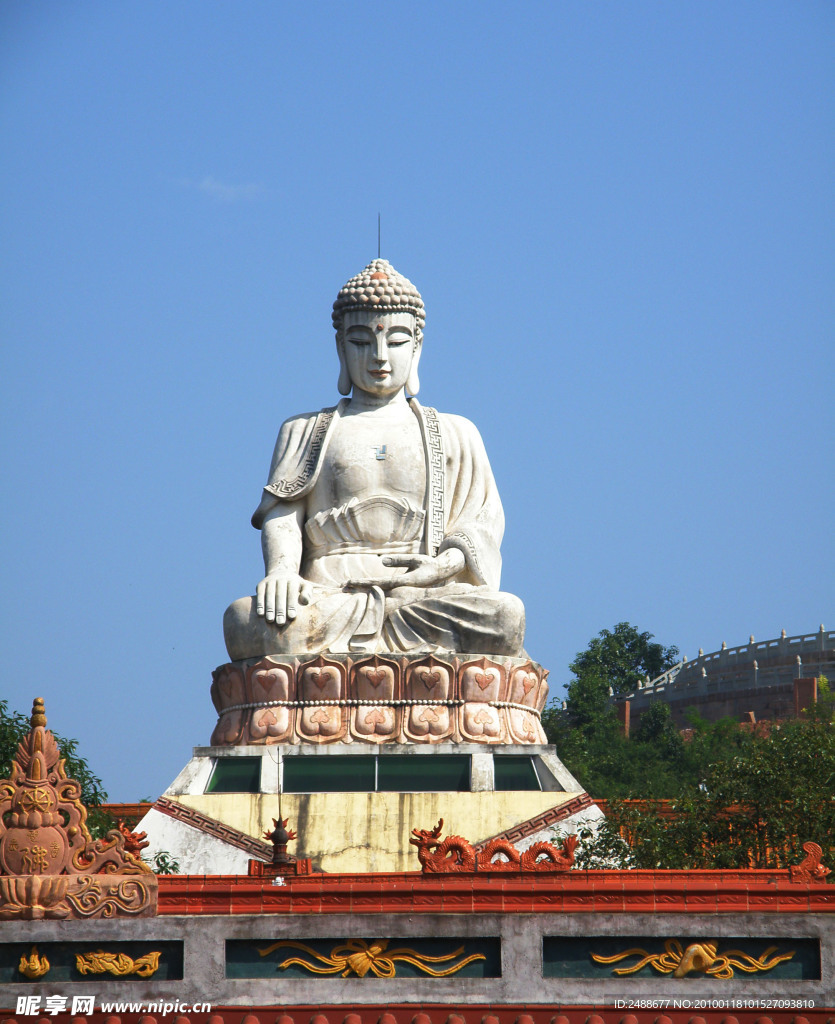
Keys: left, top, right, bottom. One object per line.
{"left": 222, "top": 697, "right": 542, "bottom": 718}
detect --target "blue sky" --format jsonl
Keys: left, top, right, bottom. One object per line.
{"left": 2, "top": 2, "right": 832, "bottom": 801}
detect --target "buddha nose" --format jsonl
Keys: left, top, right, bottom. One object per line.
{"left": 373, "top": 335, "right": 389, "bottom": 362}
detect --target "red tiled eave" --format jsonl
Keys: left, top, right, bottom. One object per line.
{"left": 156, "top": 868, "right": 835, "bottom": 916}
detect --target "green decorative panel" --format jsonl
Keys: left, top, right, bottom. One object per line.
{"left": 543, "top": 936, "right": 820, "bottom": 980}
{"left": 377, "top": 755, "right": 469, "bottom": 792}
{"left": 282, "top": 754, "right": 471, "bottom": 793}
{"left": 283, "top": 755, "right": 375, "bottom": 793}
{"left": 1, "top": 942, "right": 183, "bottom": 983}
{"left": 206, "top": 757, "right": 261, "bottom": 793}
{"left": 227, "top": 936, "right": 500, "bottom": 979}
{"left": 494, "top": 755, "right": 540, "bottom": 791}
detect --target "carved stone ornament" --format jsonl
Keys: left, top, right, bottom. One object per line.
{"left": 0, "top": 698, "right": 157, "bottom": 920}
{"left": 211, "top": 653, "right": 548, "bottom": 747}
{"left": 117, "top": 820, "right": 150, "bottom": 858}
{"left": 789, "top": 840, "right": 831, "bottom": 883}
{"left": 409, "top": 819, "right": 577, "bottom": 874}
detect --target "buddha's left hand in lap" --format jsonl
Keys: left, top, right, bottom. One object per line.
{"left": 345, "top": 548, "right": 466, "bottom": 591}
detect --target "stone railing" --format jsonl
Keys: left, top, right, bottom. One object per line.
{"left": 624, "top": 625, "right": 833, "bottom": 700}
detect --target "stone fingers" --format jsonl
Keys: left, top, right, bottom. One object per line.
{"left": 274, "top": 579, "right": 288, "bottom": 624}
{"left": 256, "top": 578, "right": 268, "bottom": 619}
{"left": 258, "top": 576, "right": 283, "bottom": 623}
{"left": 266, "top": 578, "right": 279, "bottom": 622}
{"left": 286, "top": 576, "right": 300, "bottom": 620}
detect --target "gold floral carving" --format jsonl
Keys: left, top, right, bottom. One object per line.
{"left": 18, "top": 946, "right": 50, "bottom": 979}
{"left": 75, "top": 950, "right": 161, "bottom": 978}
{"left": 592, "top": 939, "right": 796, "bottom": 979}
{"left": 257, "top": 938, "right": 486, "bottom": 978}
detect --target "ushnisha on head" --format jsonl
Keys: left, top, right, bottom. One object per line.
{"left": 333, "top": 259, "right": 425, "bottom": 396}
{"left": 332, "top": 259, "right": 425, "bottom": 336}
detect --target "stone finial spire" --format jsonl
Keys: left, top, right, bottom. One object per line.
{"left": 30, "top": 697, "right": 47, "bottom": 729}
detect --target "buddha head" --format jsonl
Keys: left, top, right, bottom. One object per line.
{"left": 332, "top": 259, "right": 425, "bottom": 397}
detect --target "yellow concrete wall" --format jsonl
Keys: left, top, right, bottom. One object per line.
{"left": 176, "top": 790, "right": 581, "bottom": 873}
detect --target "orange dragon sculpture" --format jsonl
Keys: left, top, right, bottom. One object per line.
{"left": 789, "top": 841, "right": 830, "bottom": 883}
{"left": 410, "top": 819, "right": 576, "bottom": 874}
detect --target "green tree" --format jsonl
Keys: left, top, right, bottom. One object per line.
{"left": 572, "top": 705, "right": 835, "bottom": 871}
{"left": 634, "top": 701, "right": 685, "bottom": 762}
{"left": 570, "top": 622, "right": 679, "bottom": 697}
{"left": 542, "top": 624, "right": 682, "bottom": 799}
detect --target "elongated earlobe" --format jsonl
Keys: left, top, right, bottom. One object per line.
{"left": 406, "top": 341, "right": 422, "bottom": 396}
{"left": 336, "top": 338, "right": 352, "bottom": 395}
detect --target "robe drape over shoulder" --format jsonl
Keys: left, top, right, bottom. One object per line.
{"left": 251, "top": 399, "right": 504, "bottom": 592}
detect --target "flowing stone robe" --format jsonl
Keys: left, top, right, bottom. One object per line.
{"left": 223, "top": 399, "right": 525, "bottom": 659}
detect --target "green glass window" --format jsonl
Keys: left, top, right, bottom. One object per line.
{"left": 283, "top": 755, "right": 376, "bottom": 793}
{"left": 206, "top": 757, "right": 261, "bottom": 793}
{"left": 377, "top": 754, "right": 470, "bottom": 792}
{"left": 494, "top": 755, "right": 540, "bottom": 791}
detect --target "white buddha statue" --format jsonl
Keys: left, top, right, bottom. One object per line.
{"left": 223, "top": 260, "right": 525, "bottom": 660}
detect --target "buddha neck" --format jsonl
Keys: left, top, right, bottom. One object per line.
{"left": 345, "top": 388, "right": 412, "bottom": 414}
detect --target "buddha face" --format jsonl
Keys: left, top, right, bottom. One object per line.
{"left": 341, "top": 310, "right": 419, "bottom": 397}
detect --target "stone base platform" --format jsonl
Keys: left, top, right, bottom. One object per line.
{"left": 210, "top": 652, "right": 549, "bottom": 747}
{"left": 138, "top": 742, "right": 601, "bottom": 874}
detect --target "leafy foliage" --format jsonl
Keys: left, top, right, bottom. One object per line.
{"left": 542, "top": 624, "right": 683, "bottom": 798}
{"left": 148, "top": 850, "right": 181, "bottom": 874}
{"left": 574, "top": 704, "right": 835, "bottom": 870}
{"left": 569, "top": 621, "right": 679, "bottom": 697}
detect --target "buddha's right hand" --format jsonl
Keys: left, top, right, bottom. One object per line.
{"left": 256, "top": 573, "right": 312, "bottom": 625}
